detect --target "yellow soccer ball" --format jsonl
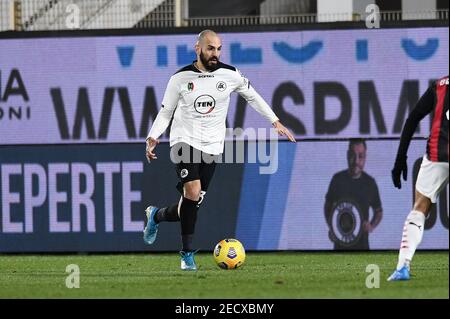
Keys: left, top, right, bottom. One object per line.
{"left": 213, "top": 238, "right": 246, "bottom": 269}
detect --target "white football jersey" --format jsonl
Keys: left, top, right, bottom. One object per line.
{"left": 147, "top": 61, "right": 279, "bottom": 155}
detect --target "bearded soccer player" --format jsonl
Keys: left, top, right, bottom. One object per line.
{"left": 388, "top": 76, "right": 449, "bottom": 281}
{"left": 143, "top": 30, "right": 296, "bottom": 270}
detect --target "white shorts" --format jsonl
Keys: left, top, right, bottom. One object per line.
{"left": 415, "top": 155, "right": 449, "bottom": 203}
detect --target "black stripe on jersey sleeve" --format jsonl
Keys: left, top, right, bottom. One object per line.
{"left": 215, "top": 62, "right": 236, "bottom": 72}
{"left": 437, "top": 89, "right": 449, "bottom": 162}
{"left": 174, "top": 62, "right": 201, "bottom": 74}
{"left": 175, "top": 61, "right": 237, "bottom": 74}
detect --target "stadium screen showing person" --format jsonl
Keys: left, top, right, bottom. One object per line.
{"left": 324, "top": 138, "right": 383, "bottom": 250}
{"left": 388, "top": 76, "right": 449, "bottom": 281}
{"left": 143, "top": 29, "right": 295, "bottom": 270}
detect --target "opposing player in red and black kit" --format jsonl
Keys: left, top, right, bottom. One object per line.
{"left": 388, "top": 76, "right": 449, "bottom": 281}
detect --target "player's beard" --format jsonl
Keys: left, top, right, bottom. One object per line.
{"left": 200, "top": 50, "right": 219, "bottom": 71}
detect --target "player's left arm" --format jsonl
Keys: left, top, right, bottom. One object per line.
{"left": 324, "top": 175, "right": 338, "bottom": 228}
{"left": 234, "top": 70, "right": 296, "bottom": 142}
{"left": 392, "top": 85, "right": 435, "bottom": 188}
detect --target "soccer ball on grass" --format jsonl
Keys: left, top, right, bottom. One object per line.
{"left": 213, "top": 238, "right": 246, "bottom": 269}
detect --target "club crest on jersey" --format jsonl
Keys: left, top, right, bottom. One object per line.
{"left": 180, "top": 169, "right": 189, "bottom": 179}
{"left": 216, "top": 81, "right": 227, "bottom": 91}
{"left": 194, "top": 94, "right": 216, "bottom": 114}
{"left": 187, "top": 82, "right": 194, "bottom": 91}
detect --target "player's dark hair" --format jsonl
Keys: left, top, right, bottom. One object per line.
{"left": 348, "top": 138, "right": 367, "bottom": 150}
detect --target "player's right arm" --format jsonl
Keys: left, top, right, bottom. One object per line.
{"left": 392, "top": 84, "right": 435, "bottom": 188}
{"left": 145, "top": 76, "right": 180, "bottom": 162}
{"left": 324, "top": 176, "right": 338, "bottom": 242}
{"left": 324, "top": 199, "right": 338, "bottom": 243}
{"left": 324, "top": 200, "right": 334, "bottom": 228}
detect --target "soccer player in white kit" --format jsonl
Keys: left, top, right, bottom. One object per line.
{"left": 143, "top": 30, "right": 296, "bottom": 270}
{"left": 388, "top": 76, "right": 449, "bottom": 281}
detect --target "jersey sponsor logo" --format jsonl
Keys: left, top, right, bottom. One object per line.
{"left": 237, "top": 70, "right": 250, "bottom": 88}
{"left": 187, "top": 82, "right": 194, "bottom": 91}
{"left": 439, "top": 78, "right": 449, "bottom": 86}
{"left": 243, "top": 77, "right": 249, "bottom": 89}
{"left": 198, "top": 74, "right": 214, "bottom": 78}
{"left": 216, "top": 81, "right": 227, "bottom": 92}
{"left": 194, "top": 94, "right": 216, "bottom": 114}
{"left": 180, "top": 168, "right": 189, "bottom": 178}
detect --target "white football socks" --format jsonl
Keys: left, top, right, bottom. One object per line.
{"left": 396, "top": 210, "right": 426, "bottom": 270}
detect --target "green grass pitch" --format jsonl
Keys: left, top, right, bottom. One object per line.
{"left": 0, "top": 251, "right": 447, "bottom": 298}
